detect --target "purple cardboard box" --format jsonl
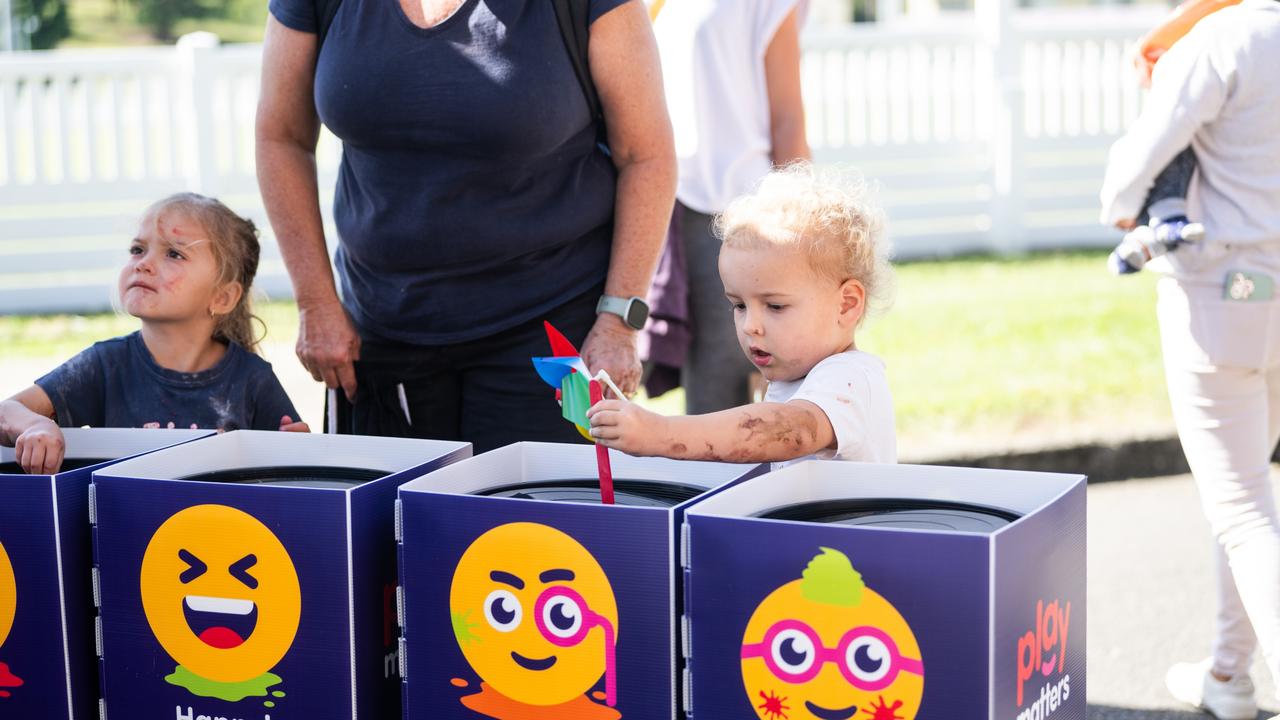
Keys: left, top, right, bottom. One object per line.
{"left": 395, "top": 441, "right": 765, "bottom": 720}
{"left": 683, "top": 461, "right": 1086, "bottom": 720}
{"left": 90, "top": 430, "right": 469, "bottom": 720}
{"left": 0, "top": 428, "right": 209, "bottom": 720}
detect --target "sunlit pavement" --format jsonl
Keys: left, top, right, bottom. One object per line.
{"left": 1088, "top": 472, "right": 1279, "bottom": 719}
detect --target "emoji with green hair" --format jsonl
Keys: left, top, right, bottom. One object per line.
{"left": 739, "top": 548, "right": 924, "bottom": 720}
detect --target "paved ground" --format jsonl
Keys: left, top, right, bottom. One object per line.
{"left": 1088, "top": 472, "right": 1279, "bottom": 719}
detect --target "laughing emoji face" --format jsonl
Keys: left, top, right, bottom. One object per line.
{"left": 741, "top": 548, "right": 924, "bottom": 720}
{"left": 140, "top": 505, "right": 301, "bottom": 684}
{"left": 450, "top": 522, "right": 619, "bottom": 707}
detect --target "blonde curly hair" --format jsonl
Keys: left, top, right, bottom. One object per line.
{"left": 716, "top": 162, "right": 894, "bottom": 321}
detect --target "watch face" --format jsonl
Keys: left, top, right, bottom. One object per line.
{"left": 625, "top": 299, "right": 649, "bottom": 329}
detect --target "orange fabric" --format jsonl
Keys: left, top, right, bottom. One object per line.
{"left": 1133, "top": 0, "right": 1243, "bottom": 85}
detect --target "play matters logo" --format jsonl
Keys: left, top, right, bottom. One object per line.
{"left": 1015, "top": 599, "right": 1072, "bottom": 720}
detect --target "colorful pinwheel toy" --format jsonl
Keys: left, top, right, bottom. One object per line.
{"left": 531, "top": 322, "right": 622, "bottom": 504}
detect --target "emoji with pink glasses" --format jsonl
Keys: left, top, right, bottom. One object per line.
{"left": 740, "top": 547, "right": 924, "bottom": 720}
{"left": 450, "top": 522, "right": 619, "bottom": 710}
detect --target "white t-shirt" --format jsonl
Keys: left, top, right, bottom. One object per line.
{"left": 653, "top": 0, "right": 805, "bottom": 214}
{"left": 764, "top": 351, "right": 897, "bottom": 469}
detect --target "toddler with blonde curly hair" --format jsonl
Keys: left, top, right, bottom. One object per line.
{"left": 589, "top": 162, "right": 896, "bottom": 467}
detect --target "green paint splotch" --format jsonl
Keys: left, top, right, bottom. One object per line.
{"left": 164, "top": 665, "right": 283, "bottom": 702}
{"left": 801, "top": 547, "right": 864, "bottom": 607}
{"left": 452, "top": 610, "right": 481, "bottom": 645}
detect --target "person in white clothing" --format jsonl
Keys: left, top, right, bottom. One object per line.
{"left": 641, "top": 0, "right": 811, "bottom": 413}
{"left": 589, "top": 162, "right": 896, "bottom": 468}
{"left": 1100, "top": 2, "right": 1280, "bottom": 718}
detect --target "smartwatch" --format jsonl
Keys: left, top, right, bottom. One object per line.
{"left": 596, "top": 295, "right": 650, "bottom": 330}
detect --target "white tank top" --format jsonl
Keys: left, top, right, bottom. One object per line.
{"left": 653, "top": 0, "right": 805, "bottom": 214}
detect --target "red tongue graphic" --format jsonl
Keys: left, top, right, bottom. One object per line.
{"left": 198, "top": 627, "right": 245, "bottom": 649}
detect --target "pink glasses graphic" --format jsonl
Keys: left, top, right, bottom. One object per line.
{"left": 741, "top": 619, "right": 923, "bottom": 692}
{"left": 533, "top": 586, "right": 618, "bottom": 707}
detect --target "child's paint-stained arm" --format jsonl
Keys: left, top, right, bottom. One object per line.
{"left": 586, "top": 399, "right": 835, "bottom": 463}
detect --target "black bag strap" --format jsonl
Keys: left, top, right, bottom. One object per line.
{"left": 317, "top": 0, "right": 344, "bottom": 50}
{"left": 552, "top": 0, "right": 607, "bottom": 148}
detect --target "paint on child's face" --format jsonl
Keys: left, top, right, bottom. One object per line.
{"left": 119, "top": 209, "right": 223, "bottom": 324}
{"left": 719, "top": 246, "right": 856, "bottom": 383}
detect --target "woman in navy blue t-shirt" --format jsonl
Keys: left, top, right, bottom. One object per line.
{"left": 256, "top": 0, "right": 675, "bottom": 451}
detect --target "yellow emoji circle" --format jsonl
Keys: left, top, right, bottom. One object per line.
{"left": 0, "top": 540, "right": 14, "bottom": 648}
{"left": 450, "top": 522, "right": 618, "bottom": 706}
{"left": 140, "top": 505, "right": 301, "bottom": 683}
{"left": 741, "top": 548, "right": 924, "bottom": 720}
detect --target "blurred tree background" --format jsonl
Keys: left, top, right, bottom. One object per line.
{"left": 9, "top": 0, "right": 269, "bottom": 48}
{"left": 129, "top": 0, "right": 226, "bottom": 41}
{"left": 12, "top": 0, "right": 71, "bottom": 49}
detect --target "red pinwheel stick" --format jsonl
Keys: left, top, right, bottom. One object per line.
{"left": 588, "top": 379, "right": 615, "bottom": 505}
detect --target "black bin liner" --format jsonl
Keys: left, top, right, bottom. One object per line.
{"left": 478, "top": 478, "right": 704, "bottom": 508}
{"left": 178, "top": 465, "right": 385, "bottom": 489}
{"left": 0, "top": 458, "right": 111, "bottom": 474}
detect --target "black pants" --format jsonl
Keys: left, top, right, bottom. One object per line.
{"left": 342, "top": 285, "right": 600, "bottom": 454}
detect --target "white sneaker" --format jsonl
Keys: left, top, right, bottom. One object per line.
{"left": 1165, "top": 659, "right": 1258, "bottom": 720}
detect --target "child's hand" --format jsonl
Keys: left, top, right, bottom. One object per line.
{"left": 15, "top": 419, "right": 65, "bottom": 474}
{"left": 279, "top": 415, "right": 311, "bottom": 433}
{"left": 586, "top": 399, "right": 667, "bottom": 456}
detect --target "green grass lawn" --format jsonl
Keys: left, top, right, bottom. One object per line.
{"left": 0, "top": 250, "right": 1170, "bottom": 458}
{"left": 859, "top": 251, "right": 1168, "bottom": 455}
{"left": 63, "top": 0, "right": 268, "bottom": 48}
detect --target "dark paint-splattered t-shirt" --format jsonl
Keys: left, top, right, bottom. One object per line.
{"left": 35, "top": 332, "right": 299, "bottom": 432}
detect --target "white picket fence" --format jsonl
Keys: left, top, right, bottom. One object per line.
{"left": 0, "top": 9, "right": 1165, "bottom": 314}
{"left": 802, "top": 8, "right": 1159, "bottom": 257}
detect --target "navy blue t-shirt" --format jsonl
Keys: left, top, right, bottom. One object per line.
{"left": 268, "top": 0, "right": 627, "bottom": 344}
{"left": 35, "top": 332, "right": 300, "bottom": 432}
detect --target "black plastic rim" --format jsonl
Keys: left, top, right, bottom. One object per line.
{"left": 757, "top": 498, "right": 1021, "bottom": 533}
{"left": 0, "top": 458, "right": 110, "bottom": 475}
{"left": 178, "top": 465, "right": 385, "bottom": 488}
{"left": 477, "top": 478, "right": 705, "bottom": 508}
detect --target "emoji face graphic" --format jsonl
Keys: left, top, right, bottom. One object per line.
{"left": 141, "top": 505, "right": 300, "bottom": 684}
{"left": 450, "top": 522, "right": 618, "bottom": 707}
{"left": 0, "top": 538, "right": 24, "bottom": 699}
{"left": 0, "top": 540, "right": 14, "bottom": 650}
{"left": 741, "top": 548, "right": 924, "bottom": 720}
